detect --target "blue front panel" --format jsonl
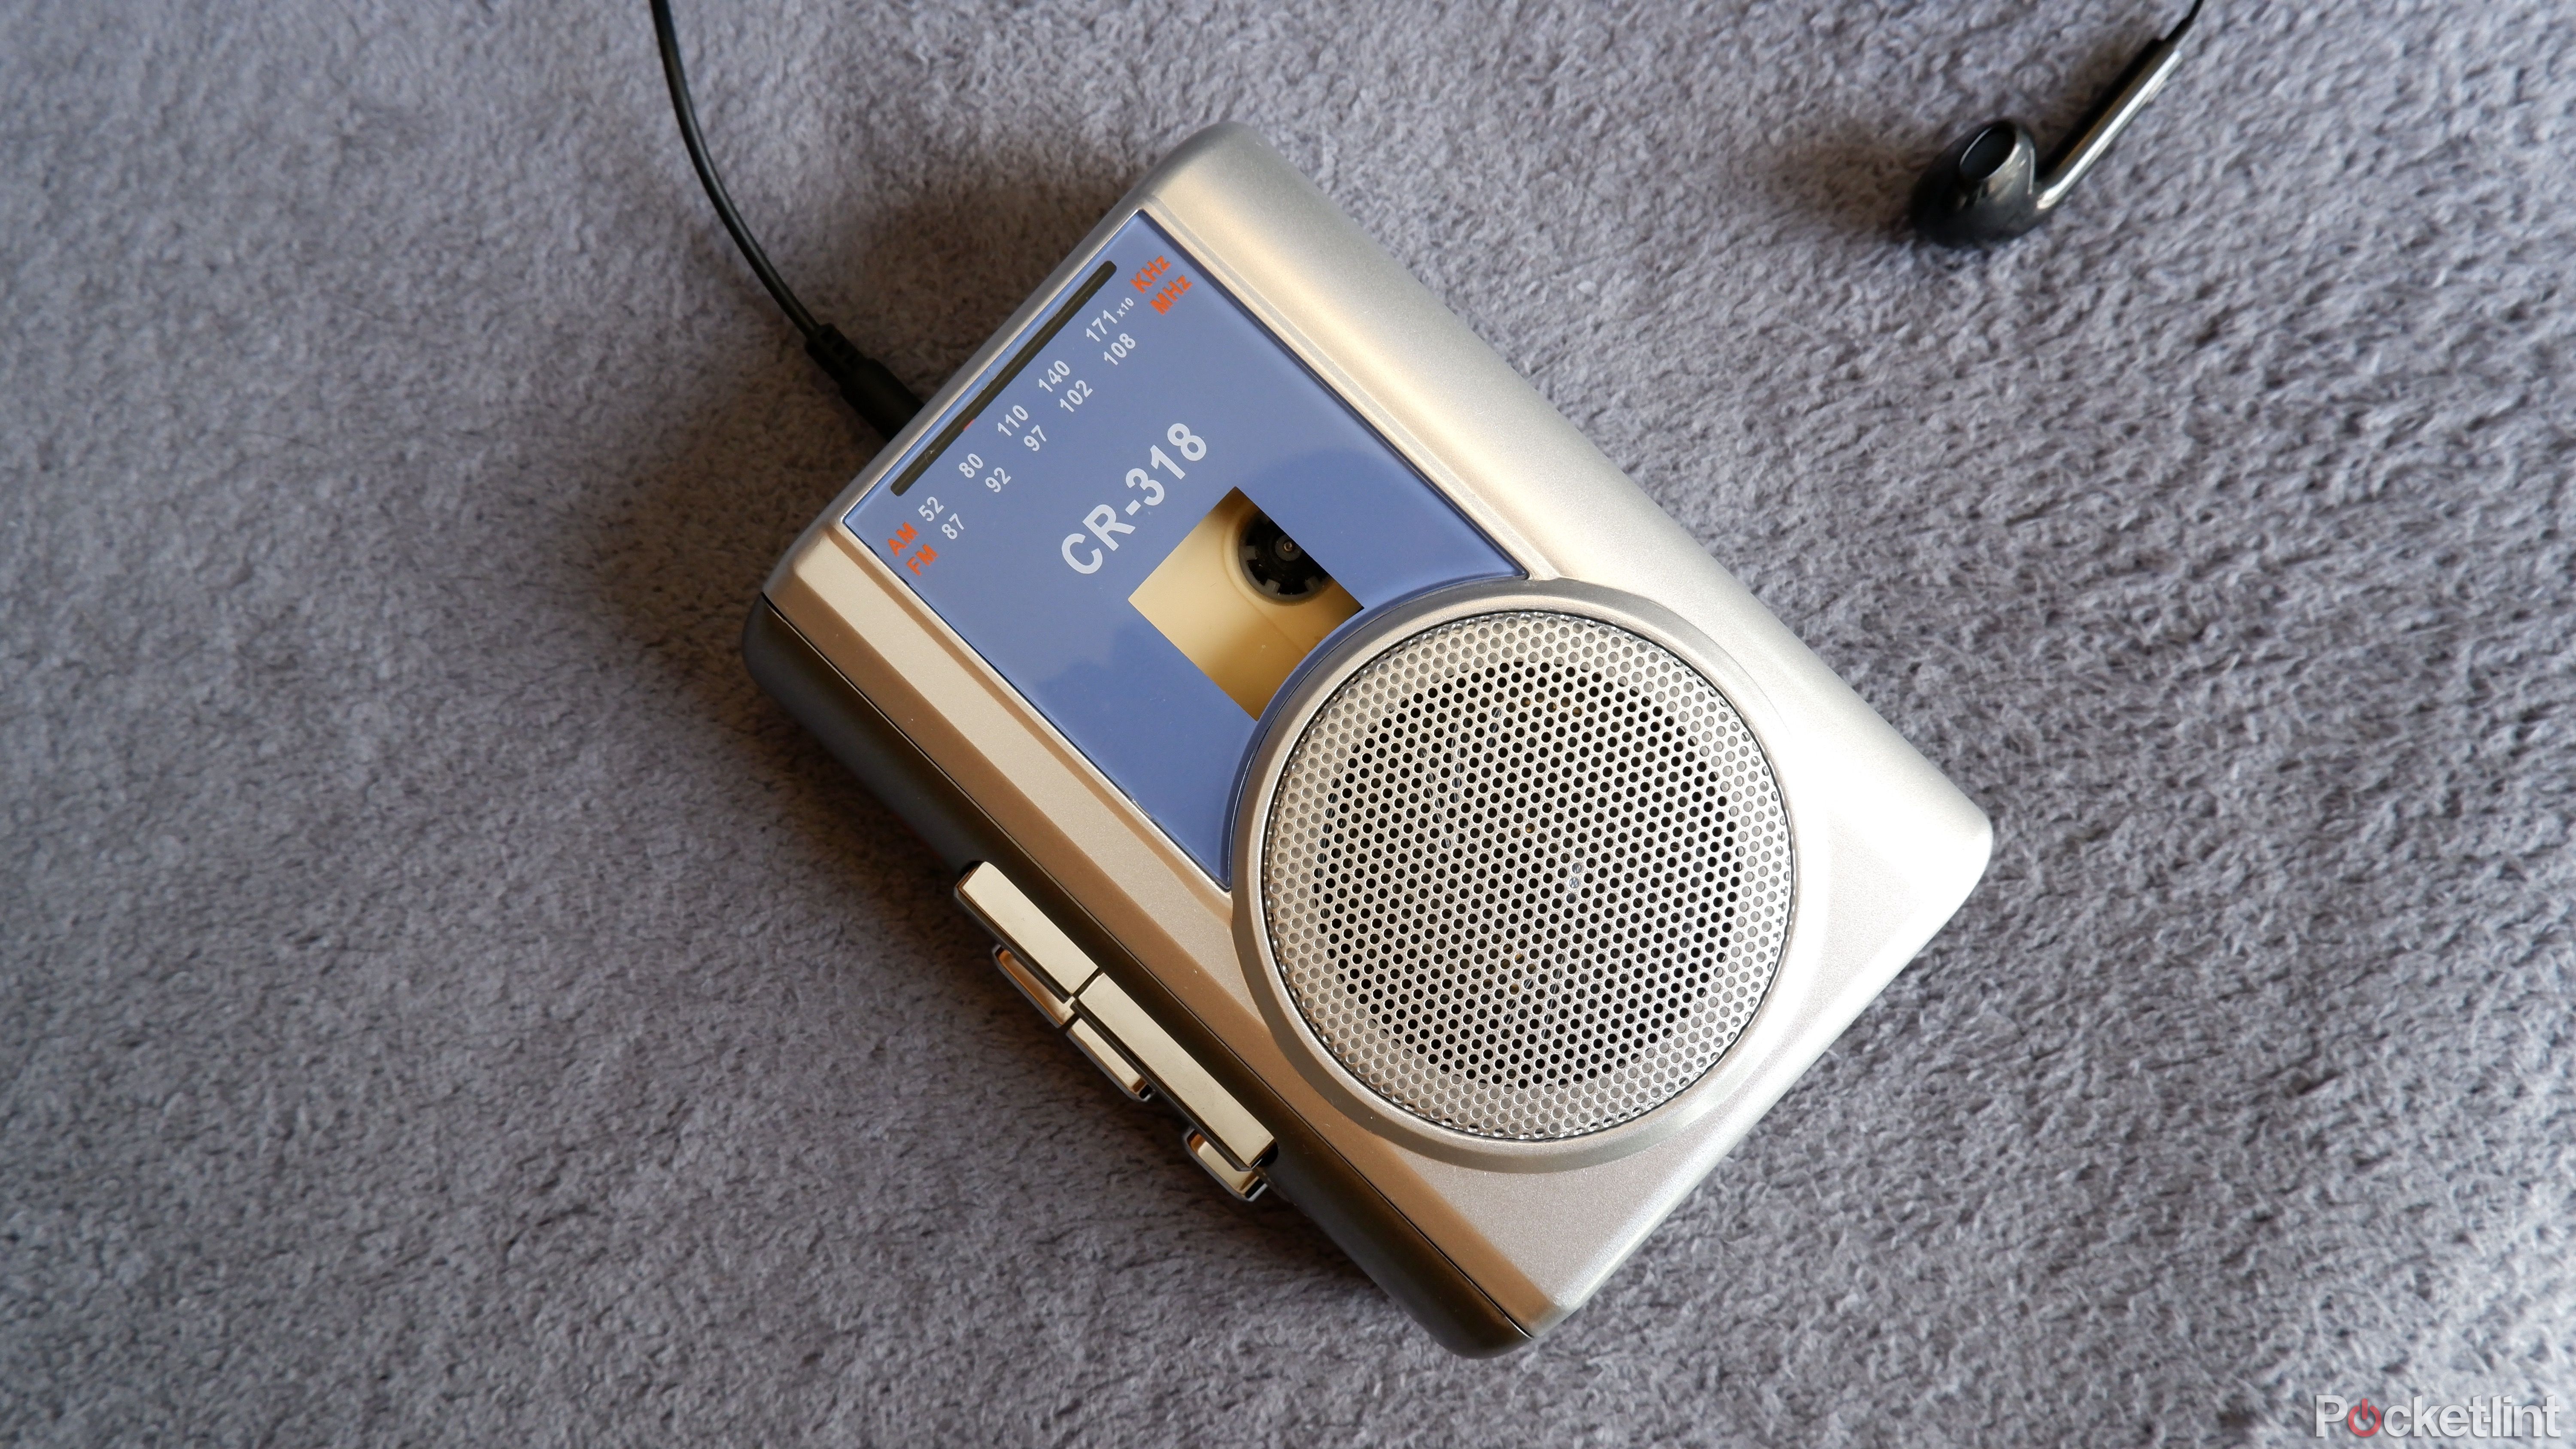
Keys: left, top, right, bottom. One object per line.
{"left": 846, "top": 215, "right": 1517, "bottom": 881}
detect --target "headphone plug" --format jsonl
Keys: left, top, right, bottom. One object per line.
{"left": 806, "top": 325, "right": 921, "bottom": 440}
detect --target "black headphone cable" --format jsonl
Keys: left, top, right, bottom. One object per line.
{"left": 650, "top": 0, "right": 922, "bottom": 439}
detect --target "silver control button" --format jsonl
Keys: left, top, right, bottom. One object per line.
{"left": 1066, "top": 1018, "right": 1154, "bottom": 1101}
{"left": 1186, "top": 1129, "right": 1267, "bottom": 1202}
{"left": 990, "top": 946, "right": 1075, "bottom": 1028}
{"left": 954, "top": 863, "right": 1101, "bottom": 997}
{"left": 1075, "top": 975, "right": 1273, "bottom": 1171}
{"left": 955, "top": 863, "right": 1270, "bottom": 1168}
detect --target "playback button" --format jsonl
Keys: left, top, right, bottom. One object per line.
{"left": 954, "top": 863, "right": 1100, "bottom": 998}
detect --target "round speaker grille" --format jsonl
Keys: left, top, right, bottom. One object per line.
{"left": 1259, "top": 611, "right": 1792, "bottom": 1141}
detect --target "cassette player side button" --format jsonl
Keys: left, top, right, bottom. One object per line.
{"left": 954, "top": 863, "right": 1101, "bottom": 998}
{"left": 1075, "top": 975, "right": 1274, "bottom": 1172}
{"left": 990, "top": 946, "right": 1076, "bottom": 1028}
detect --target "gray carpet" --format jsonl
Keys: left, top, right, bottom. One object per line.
{"left": 4, "top": 0, "right": 2571, "bottom": 1442}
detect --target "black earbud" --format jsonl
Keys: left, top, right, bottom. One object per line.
{"left": 1912, "top": 0, "right": 2208, "bottom": 247}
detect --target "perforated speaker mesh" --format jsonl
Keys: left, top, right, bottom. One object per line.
{"left": 1258, "top": 611, "right": 1793, "bottom": 1141}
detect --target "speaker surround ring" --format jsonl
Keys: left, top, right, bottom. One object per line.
{"left": 1233, "top": 580, "right": 1798, "bottom": 1172}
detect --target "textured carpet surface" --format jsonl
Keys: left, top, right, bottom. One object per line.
{"left": 4, "top": 0, "right": 2572, "bottom": 1443}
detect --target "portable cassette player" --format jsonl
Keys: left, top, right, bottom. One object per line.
{"left": 745, "top": 123, "right": 1991, "bottom": 1354}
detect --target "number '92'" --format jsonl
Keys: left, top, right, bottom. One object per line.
{"left": 1061, "top": 424, "right": 1209, "bottom": 574}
